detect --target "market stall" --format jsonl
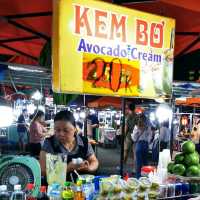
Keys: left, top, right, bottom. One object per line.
{"left": 172, "top": 96, "right": 200, "bottom": 156}
{"left": 51, "top": 0, "right": 176, "bottom": 198}
{"left": 47, "top": 0, "right": 180, "bottom": 199}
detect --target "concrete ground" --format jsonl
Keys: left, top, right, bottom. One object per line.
{"left": 96, "top": 145, "right": 135, "bottom": 176}
{"left": 96, "top": 143, "right": 156, "bottom": 177}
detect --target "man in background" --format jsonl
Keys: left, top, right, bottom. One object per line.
{"left": 159, "top": 121, "right": 170, "bottom": 151}
{"left": 87, "top": 111, "right": 99, "bottom": 152}
{"left": 17, "top": 109, "right": 28, "bottom": 152}
{"left": 87, "top": 112, "right": 99, "bottom": 142}
{"left": 124, "top": 103, "right": 137, "bottom": 164}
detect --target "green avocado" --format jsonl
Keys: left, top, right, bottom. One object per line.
{"left": 172, "top": 164, "right": 186, "bottom": 176}
{"left": 182, "top": 141, "right": 195, "bottom": 154}
{"left": 167, "top": 162, "right": 175, "bottom": 173}
{"left": 197, "top": 164, "right": 200, "bottom": 170}
{"left": 175, "top": 153, "right": 184, "bottom": 164}
{"left": 184, "top": 153, "right": 199, "bottom": 166}
{"left": 186, "top": 165, "right": 200, "bottom": 177}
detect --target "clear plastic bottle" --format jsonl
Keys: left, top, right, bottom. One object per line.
{"left": 74, "top": 181, "right": 84, "bottom": 200}
{"left": 48, "top": 183, "right": 62, "bottom": 200}
{"left": 0, "top": 185, "right": 10, "bottom": 200}
{"left": 82, "top": 179, "right": 94, "bottom": 200}
{"left": 11, "top": 185, "right": 26, "bottom": 200}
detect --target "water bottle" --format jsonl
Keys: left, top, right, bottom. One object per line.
{"left": 47, "top": 183, "right": 62, "bottom": 200}
{"left": 82, "top": 180, "right": 94, "bottom": 200}
{"left": 0, "top": 185, "right": 10, "bottom": 200}
{"left": 74, "top": 181, "right": 84, "bottom": 200}
{"left": 11, "top": 185, "right": 26, "bottom": 200}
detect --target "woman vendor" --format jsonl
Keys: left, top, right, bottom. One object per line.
{"left": 39, "top": 110, "right": 99, "bottom": 181}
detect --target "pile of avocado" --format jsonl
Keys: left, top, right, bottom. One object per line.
{"left": 168, "top": 141, "right": 200, "bottom": 177}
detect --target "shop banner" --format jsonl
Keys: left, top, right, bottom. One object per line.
{"left": 52, "top": 0, "right": 175, "bottom": 98}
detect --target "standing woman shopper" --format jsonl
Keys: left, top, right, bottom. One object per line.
{"left": 124, "top": 103, "right": 137, "bottom": 164}
{"left": 131, "top": 114, "right": 152, "bottom": 178}
{"left": 29, "top": 110, "right": 48, "bottom": 158}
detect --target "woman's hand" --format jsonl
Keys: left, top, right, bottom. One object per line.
{"left": 67, "top": 160, "right": 90, "bottom": 173}
{"left": 78, "top": 160, "right": 90, "bottom": 172}
{"left": 68, "top": 154, "right": 99, "bottom": 173}
{"left": 67, "top": 161, "right": 80, "bottom": 173}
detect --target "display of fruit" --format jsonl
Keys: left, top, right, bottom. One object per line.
{"left": 168, "top": 140, "right": 200, "bottom": 177}
{"left": 182, "top": 141, "right": 195, "bottom": 154}
{"left": 172, "top": 164, "right": 186, "bottom": 176}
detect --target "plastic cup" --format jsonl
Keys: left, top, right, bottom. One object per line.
{"left": 175, "top": 183, "right": 182, "bottom": 196}
{"left": 93, "top": 176, "right": 108, "bottom": 193}
{"left": 167, "top": 184, "right": 175, "bottom": 197}
{"left": 159, "top": 184, "right": 167, "bottom": 198}
{"left": 190, "top": 182, "right": 199, "bottom": 194}
{"left": 46, "top": 154, "right": 67, "bottom": 185}
{"left": 181, "top": 182, "right": 190, "bottom": 195}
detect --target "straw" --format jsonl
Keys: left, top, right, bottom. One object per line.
{"left": 74, "top": 170, "right": 81, "bottom": 179}
{"left": 70, "top": 173, "right": 75, "bottom": 183}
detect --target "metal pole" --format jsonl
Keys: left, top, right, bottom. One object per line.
{"left": 170, "top": 99, "right": 175, "bottom": 157}
{"left": 5, "top": 18, "right": 50, "bottom": 41}
{"left": 83, "top": 95, "right": 87, "bottom": 137}
{"left": 120, "top": 97, "right": 126, "bottom": 176}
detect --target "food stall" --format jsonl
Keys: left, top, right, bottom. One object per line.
{"left": 173, "top": 96, "right": 200, "bottom": 154}
{"left": 51, "top": 0, "right": 176, "bottom": 198}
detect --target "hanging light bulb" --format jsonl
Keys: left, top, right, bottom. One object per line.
{"left": 0, "top": 106, "right": 14, "bottom": 127}
{"left": 31, "top": 90, "right": 43, "bottom": 101}
{"left": 156, "top": 104, "right": 172, "bottom": 123}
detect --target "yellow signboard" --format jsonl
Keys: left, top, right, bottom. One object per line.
{"left": 53, "top": 0, "right": 175, "bottom": 98}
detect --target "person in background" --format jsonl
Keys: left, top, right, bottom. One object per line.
{"left": 131, "top": 114, "right": 152, "bottom": 178}
{"left": 191, "top": 120, "right": 200, "bottom": 154}
{"left": 124, "top": 103, "right": 137, "bottom": 164}
{"left": 40, "top": 110, "right": 99, "bottom": 181}
{"left": 87, "top": 112, "right": 99, "bottom": 149}
{"left": 197, "top": 119, "right": 200, "bottom": 132}
{"left": 159, "top": 121, "right": 170, "bottom": 151}
{"left": 76, "top": 121, "right": 84, "bottom": 136}
{"left": 151, "top": 126, "right": 160, "bottom": 164}
{"left": 29, "top": 110, "right": 48, "bottom": 158}
{"left": 17, "top": 109, "right": 28, "bottom": 152}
